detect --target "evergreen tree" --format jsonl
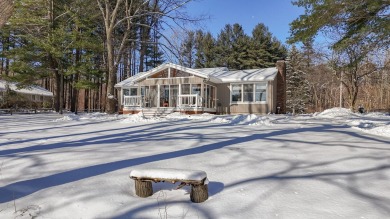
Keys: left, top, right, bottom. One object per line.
{"left": 214, "top": 23, "right": 256, "bottom": 70}
{"left": 229, "top": 23, "right": 251, "bottom": 70}
{"left": 289, "top": 0, "right": 389, "bottom": 52}
{"left": 194, "top": 30, "right": 217, "bottom": 68}
{"left": 201, "top": 32, "right": 216, "bottom": 68}
{"left": 145, "top": 29, "right": 165, "bottom": 70}
{"left": 194, "top": 30, "right": 205, "bottom": 68}
{"left": 251, "top": 23, "right": 287, "bottom": 68}
{"left": 0, "top": 0, "right": 13, "bottom": 28}
{"left": 179, "top": 30, "right": 196, "bottom": 67}
{"left": 286, "top": 46, "right": 310, "bottom": 114}
{"left": 215, "top": 24, "right": 233, "bottom": 67}
{"left": 301, "top": 38, "right": 316, "bottom": 68}
{"left": 3, "top": 0, "right": 103, "bottom": 112}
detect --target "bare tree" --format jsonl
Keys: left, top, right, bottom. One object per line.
{"left": 330, "top": 45, "right": 379, "bottom": 111}
{"left": 97, "top": 0, "right": 198, "bottom": 113}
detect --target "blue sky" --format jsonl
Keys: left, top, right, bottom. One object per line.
{"left": 185, "top": 0, "right": 304, "bottom": 44}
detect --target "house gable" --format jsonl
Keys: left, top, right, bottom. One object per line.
{"left": 134, "top": 63, "right": 208, "bottom": 82}
{"left": 115, "top": 63, "right": 213, "bottom": 88}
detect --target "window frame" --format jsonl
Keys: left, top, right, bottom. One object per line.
{"left": 230, "top": 82, "right": 267, "bottom": 104}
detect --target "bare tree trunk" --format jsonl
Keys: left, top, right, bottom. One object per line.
{"left": 0, "top": 0, "right": 13, "bottom": 28}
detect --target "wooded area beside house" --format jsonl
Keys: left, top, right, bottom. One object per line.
{"left": 0, "top": 0, "right": 389, "bottom": 113}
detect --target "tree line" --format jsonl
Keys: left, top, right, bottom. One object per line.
{"left": 1, "top": 0, "right": 389, "bottom": 113}
{"left": 176, "top": 23, "right": 287, "bottom": 69}
{"left": 0, "top": 0, "right": 192, "bottom": 113}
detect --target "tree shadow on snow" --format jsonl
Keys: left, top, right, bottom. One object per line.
{"left": 0, "top": 120, "right": 389, "bottom": 216}
{"left": 111, "top": 200, "right": 214, "bottom": 219}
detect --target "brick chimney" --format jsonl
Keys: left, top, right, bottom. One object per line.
{"left": 276, "top": 60, "right": 286, "bottom": 114}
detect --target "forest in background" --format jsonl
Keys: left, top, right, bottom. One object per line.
{"left": 0, "top": 0, "right": 389, "bottom": 113}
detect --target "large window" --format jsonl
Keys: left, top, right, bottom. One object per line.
{"left": 231, "top": 83, "right": 267, "bottom": 103}
{"left": 123, "top": 88, "right": 138, "bottom": 96}
{"left": 231, "top": 84, "right": 242, "bottom": 102}
{"left": 130, "top": 88, "right": 138, "bottom": 96}
{"left": 255, "top": 83, "right": 267, "bottom": 102}
{"left": 191, "top": 84, "right": 201, "bottom": 95}
{"left": 181, "top": 84, "right": 190, "bottom": 95}
{"left": 243, "top": 84, "right": 253, "bottom": 102}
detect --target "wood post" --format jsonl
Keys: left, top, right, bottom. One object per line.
{"left": 135, "top": 180, "right": 153, "bottom": 197}
{"left": 190, "top": 184, "right": 208, "bottom": 203}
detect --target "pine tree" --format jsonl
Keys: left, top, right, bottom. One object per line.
{"left": 215, "top": 24, "right": 233, "bottom": 67}
{"left": 251, "top": 23, "right": 287, "bottom": 68}
{"left": 179, "top": 30, "right": 196, "bottom": 67}
{"left": 4, "top": 0, "right": 104, "bottom": 112}
{"left": 286, "top": 46, "right": 310, "bottom": 114}
{"left": 194, "top": 30, "right": 205, "bottom": 68}
{"left": 145, "top": 29, "right": 165, "bottom": 70}
{"left": 289, "top": 0, "right": 389, "bottom": 52}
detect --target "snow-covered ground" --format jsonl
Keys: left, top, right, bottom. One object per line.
{"left": 0, "top": 108, "right": 389, "bottom": 218}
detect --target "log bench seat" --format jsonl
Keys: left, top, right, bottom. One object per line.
{"left": 130, "top": 168, "right": 209, "bottom": 203}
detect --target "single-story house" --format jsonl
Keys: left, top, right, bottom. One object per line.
{"left": 114, "top": 60, "right": 286, "bottom": 115}
{"left": 0, "top": 80, "right": 53, "bottom": 105}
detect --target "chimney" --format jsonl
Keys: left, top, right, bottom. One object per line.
{"left": 276, "top": 60, "right": 286, "bottom": 114}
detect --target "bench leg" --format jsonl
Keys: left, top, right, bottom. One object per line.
{"left": 190, "top": 184, "right": 208, "bottom": 203}
{"left": 135, "top": 180, "right": 153, "bottom": 197}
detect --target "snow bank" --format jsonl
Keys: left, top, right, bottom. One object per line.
{"left": 228, "top": 114, "right": 274, "bottom": 126}
{"left": 165, "top": 112, "right": 215, "bottom": 121}
{"left": 314, "top": 108, "right": 390, "bottom": 138}
{"left": 79, "top": 112, "right": 120, "bottom": 121}
{"left": 165, "top": 113, "right": 274, "bottom": 126}
{"left": 314, "top": 107, "right": 357, "bottom": 118}
{"left": 54, "top": 112, "right": 120, "bottom": 122}
{"left": 54, "top": 114, "right": 80, "bottom": 121}
{"left": 365, "top": 125, "right": 390, "bottom": 136}
{"left": 120, "top": 112, "right": 164, "bottom": 123}
{"left": 51, "top": 109, "right": 389, "bottom": 138}
{"left": 208, "top": 116, "right": 230, "bottom": 123}
{"left": 347, "top": 117, "right": 390, "bottom": 137}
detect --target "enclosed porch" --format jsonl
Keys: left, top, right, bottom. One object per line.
{"left": 120, "top": 83, "right": 217, "bottom": 114}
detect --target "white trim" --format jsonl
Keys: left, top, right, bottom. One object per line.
{"left": 114, "top": 63, "right": 223, "bottom": 88}
{"left": 230, "top": 82, "right": 268, "bottom": 105}
{"left": 157, "top": 84, "right": 160, "bottom": 107}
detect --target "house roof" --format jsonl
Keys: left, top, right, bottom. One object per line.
{"left": 0, "top": 80, "right": 54, "bottom": 96}
{"left": 115, "top": 63, "right": 278, "bottom": 88}
{"left": 208, "top": 68, "right": 278, "bottom": 83}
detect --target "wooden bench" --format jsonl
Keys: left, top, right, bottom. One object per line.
{"left": 130, "top": 168, "right": 209, "bottom": 203}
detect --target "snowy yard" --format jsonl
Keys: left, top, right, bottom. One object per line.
{"left": 0, "top": 108, "right": 390, "bottom": 218}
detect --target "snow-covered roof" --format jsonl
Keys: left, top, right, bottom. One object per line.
{"left": 0, "top": 80, "right": 53, "bottom": 96}
{"left": 206, "top": 67, "right": 278, "bottom": 82}
{"left": 115, "top": 63, "right": 278, "bottom": 88}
